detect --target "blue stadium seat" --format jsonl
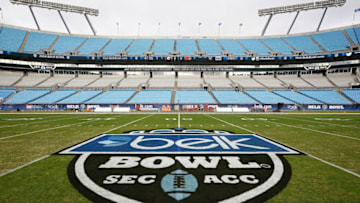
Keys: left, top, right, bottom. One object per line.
{"left": 102, "top": 39, "right": 133, "bottom": 55}
{"left": 127, "top": 39, "right": 154, "bottom": 55}
{"left": 237, "top": 39, "right": 270, "bottom": 55}
{"left": 175, "top": 90, "right": 216, "bottom": 104}
{"left": 311, "top": 30, "right": 351, "bottom": 52}
{"left": 176, "top": 39, "right": 198, "bottom": 56}
{"left": 299, "top": 89, "right": 352, "bottom": 104}
{"left": 87, "top": 90, "right": 136, "bottom": 104}
{"left": 5, "top": 89, "right": 51, "bottom": 104}
{"left": 0, "top": 89, "right": 15, "bottom": 100}
{"left": 152, "top": 39, "right": 174, "bottom": 55}
{"left": 218, "top": 39, "right": 247, "bottom": 55}
{"left": 52, "top": 36, "right": 87, "bottom": 54}
{"left": 342, "top": 89, "right": 360, "bottom": 104}
{"left": 31, "top": 89, "right": 77, "bottom": 104}
{"left": 78, "top": 38, "right": 110, "bottom": 54}
{"left": 24, "top": 32, "right": 58, "bottom": 52}
{"left": 245, "top": 90, "right": 293, "bottom": 104}
{"left": 129, "top": 90, "right": 172, "bottom": 104}
{"left": 260, "top": 38, "right": 293, "bottom": 55}
{"left": 273, "top": 90, "right": 322, "bottom": 104}
{"left": 197, "top": 39, "right": 223, "bottom": 55}
{"left": 345, "top": 27, "right": 360, "bottom": 45}
{"left": 0, "top": 27, "right": 27, "bottom": 52}
{"left": 212, "top": 90, "right": 257, "bottom": 104}
{"left": 57, "top": 90, "right": 102, "bottom": 104}
{"left": 282, "top": 35, "right": 322, "bottom": 54}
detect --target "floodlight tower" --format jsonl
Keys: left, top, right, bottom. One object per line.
{"left": 9, "top": 0, "right": 99, "bottom": 35}
{"left": 258, "top": 0, "right": 346, "bottom": 36}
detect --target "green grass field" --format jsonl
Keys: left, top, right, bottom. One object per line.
{"left": 0, "top": 113, "right": 359, "bottom": 202}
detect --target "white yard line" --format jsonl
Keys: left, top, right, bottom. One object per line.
{"left": 265, "top": 120, "right": 360, "bottom": 141}
{"left": 206, "top": 115, "right": 360, "bottom": 178}
{"left": 178, "top": 111, "right": 181, "bottom": 128}
{"left": 0, "top": 114, "right": 152, "bottom": 178}
{"left": 0, "top": 115, "right": 79, "bottom": 129}
{"left": 286, "top": 116, "right": 360, "bottom": 129}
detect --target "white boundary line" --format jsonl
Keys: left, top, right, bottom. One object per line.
{"left": 206, "top": 115, "right": 360, "bottom": 178}
{"left": 0, "top": 114, "right": 153, "bottom": 178}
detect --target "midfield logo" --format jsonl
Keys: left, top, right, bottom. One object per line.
{"left": 58, "top": 129, "right": 301, "bottom": 203}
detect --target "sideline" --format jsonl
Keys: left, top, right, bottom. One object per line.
{"left": 206, "top": 115, "right": 360, "bottom": 178}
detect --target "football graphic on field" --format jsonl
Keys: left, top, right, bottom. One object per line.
{"left": 161, "top": 169, "right": 198, "bottom": 201}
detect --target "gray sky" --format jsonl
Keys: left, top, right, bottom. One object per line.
{"left": 1, "top": 0, "right": 360, "bottom": 37}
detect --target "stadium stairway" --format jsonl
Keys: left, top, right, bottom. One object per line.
{"left": 325, "top": 75, "right": 339, "bottom": 88}
{"left": 74, "top": 38, "right": 89, "bottom": 53}
{"left": 85, "top": 77, "right": 102, "bottom": 88}
{"left": 342, "top": 30, "right": 356, "bottom": 47}
{"left": 125, "top": 90, "right": 139, "bottom": 104}
{"left": 10, "top": 73, "right": 25, "bottom": 87}
{"left": 48, "top": 36, "right": 61, "bottom": 51}
{"left": 299, "top": 76, "right": 316, "bottom": 88}
{"left": 280, "top": 38, "right": 296, "bottom": 52}
{"left": 171, "top": 90, "right": 176, "bottom": 104}
{"left": 242, "top": 90, "right": 261, "bottom": 104}
{"left": 308, "top": 35, "right": 326, "bottom": 53}
{"left": 338, "top": 90, "right": 356, "bottom": 104}
{"left": 18, "top": 31, "right": 30, "bottom": 52}
{"left": 125, "top": 39, "right": 136, "bottom": 52}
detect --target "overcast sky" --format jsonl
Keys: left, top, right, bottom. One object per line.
{"left": 1, "top": 0, "right": 360, "bottom": 37}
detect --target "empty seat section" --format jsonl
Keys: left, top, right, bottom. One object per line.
{"left": 102, "top": 39, "right": 132, "bottom": 55}
{"left": 253, "top": 75, "right": 285, "bottom": 88}
{"left": 87, "top": 90, "right": 136, "bottom": 104}
{"left": 152, "top": 39, "right": 174, "bottom": 55}
{"left": 175, "top": 90, "right": 216, "bottom": 104}
{"left": 218, "top": 39, "right": 246, "bottom": 55}
{"left": 148, "top": 77, "right": 175, "bottom": 88}
{"left": 176, "top": 39, "right": 198, "bottom": 55}
{"left": 24, "top": 32, "right": 58, "bottom": 52}
{"left": 260, "top": 38, "right": 293, "bottom": 55}
{"left": 327, "top": 73, "right": 354, "bottom": 87}
{"left": 311, "top": 30, "right": 351, "bottom": 52}
{"left": 52, "top": 36, "right": 87, "bottom": 54}
{"left": 230, "top": 76, "right": 264, "bottom": 88}
{"left": 277, "top": 75, "right": 312, "bottom": 88}
{"left": 31, "top": 89, "right": 77, "bottom": 104}
{"left": 129, "top": 90, "right": 172, "bottom": 104}
{"left": 345, "top": 27, "right": 360, "bottom": 45}
{"left": 301, "top": 74, "right": 334, "bottom": 88}
{"left": 0, "top": 27, "right": 27, "bottom": 52}
{"left": 58, "top": 90, "right": 102, "bottom": 104}
{"left": 342, "top": 89, "right": 360, "bottom": 104}
{"left": 78, "top": 38, "right": 110, "bottom": 54}
{"left": 273, "top": 90, "right": 322, "bottom": 104}
{"left": 0, "top": 89, "right": 16, "bottom": 100}
{"left": 0, "top": 71, "right": 23, "bottom": 86}
{"left": 127, "top": 39, "right": 153, "bottom": 55}
{"left": 15, "top": 73, "right": 50, "bottom": 87}
{"left": 5, "top": 89, "right": 50, "bottom": 104}
{"left": 237, "top": 39, "right": 269, "bottom": 55}
{"left": 245, "top": 90, "right": 293, "bottom": 104}
{"left": 64, "top": 75, "right": 99, "bottom": 88}
{"left": 213, "top": 90, "right": 257, "bottom": 104}
{"left": 118, "top": 77, "right": 149, "bottom": 88}
{"left": 204, "top": 77, "right": 232, "bottom": 88}
{"left": 299, "top": 89, "right": 351, "bottom": 104}
{"left": 37, "top": 75, "right": 75, "bottom": 87}
{"left": 282, "top": 35, "right": 321, "bottom": 54}
{"left": 178, "top": 77, "right": 203, "bottom": 88}
{"left": 87, "top": 75, "right": 122, "bottom": 88}
{"left": 197, "top": 39, "right": 222, "bottom": 55}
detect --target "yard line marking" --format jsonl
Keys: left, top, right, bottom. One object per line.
{"left": 0, "top": 115, "right": 70, "bottom": 129}
{"left": 0, "top": 119, "right": 99, "bottom": 141}
{"left": 0, "top": 155, "right": 50, "bottom": 178}
{"left": 265, "top": 120, "right": 360, "bottom": 141}
{"left": 0, "top": 115, "right": 151, "bottom": 178}
{"left": 178, "top": 111, "right": 181, "bottom": 128}
{"left": 206, "top": 115, "right": 360, "bottom": 178}
{"left": 281, "top": 116, "right": 360, "bottom": 129}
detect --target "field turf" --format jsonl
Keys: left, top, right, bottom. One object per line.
{"left": 0, "top": 113, "right": 359, "bottom": 202}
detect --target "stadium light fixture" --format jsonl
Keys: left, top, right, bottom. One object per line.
{"left": 258, "top": 0, "right": 346, "bottom": 36}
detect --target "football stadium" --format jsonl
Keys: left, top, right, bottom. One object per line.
{"left": 0, "top": 0, "right": 360, "bottom": 202}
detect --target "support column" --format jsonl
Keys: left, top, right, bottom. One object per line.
{"left": 317, "top": 8, "right": 328, "bottom": 32}
{"left": 84, "top": 14, "right": 96, "bottom": 36}
{"left": 261, "top": 14, "right": 273, "bottom": 36}
{"left": 29, "top": 6, "right": 40, "bottom": 30}
{"left": 287, "top": 11, "right": 300, "bottom": 35}
{"left": 58, "top": 10, "right": 71, "bottom": 34}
